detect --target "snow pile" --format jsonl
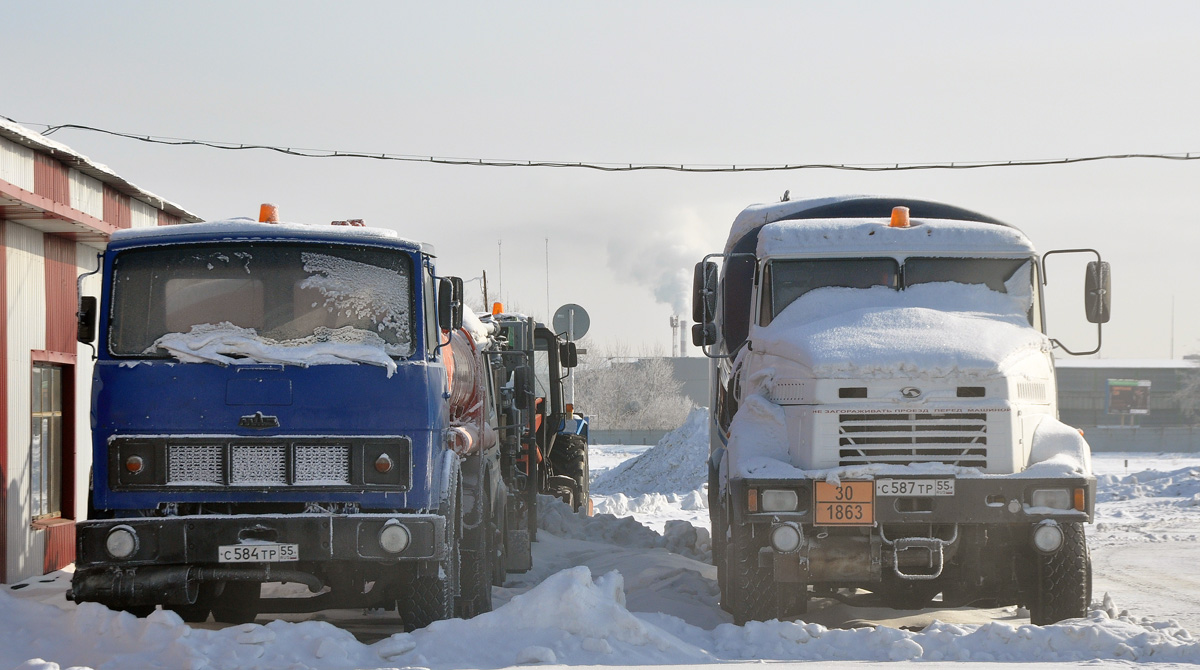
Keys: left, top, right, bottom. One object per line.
{"left": 1096, "top": 466, "right": 1200, "bottom": 505}
{"left": 4, "top": 567, "right": 1198, "bottom": 670}
{"left": 539, "top": 496, "right": 710, "bottom": 561}
{"left": 751, "top": 280, "right": 1048, "bottom": 379}
{"left": 149, "top": 322, "right": 399, "bottom": 377}
{"left": 592, "top": 407, "right": 710, "bottom": 496}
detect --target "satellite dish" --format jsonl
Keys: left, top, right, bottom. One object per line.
{"left": 552, "top": 303, "right": 590, "bottom": 340}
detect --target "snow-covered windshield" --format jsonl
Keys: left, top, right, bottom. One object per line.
{"left": 109, "top": 243, "right": 415, "bottom": 362}
{"left": 761, "top": 257, "right": 1034, "bottom": 325}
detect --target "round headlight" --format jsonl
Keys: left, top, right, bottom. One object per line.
{"left": 770, "top": 523, "right": 802, "bottom": 553}
{"left": 379, "top": 521, "right": 410, "bottom": 554}
{"left": 105, "top": 526, "right": 139, "bottom": 559}
{"left": 1032, "top": 522, "right": 1064, "bottom": 554}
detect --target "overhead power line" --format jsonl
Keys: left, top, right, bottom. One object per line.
{"left": 27, "top": 121, "right": 1200, "bottom": 173}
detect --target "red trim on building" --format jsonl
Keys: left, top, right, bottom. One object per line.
{"left": 103, "top": 185, "right": 131, "bottom": 230}
{"left": 0, "top": 178, "right": 117, "bottom": 238}
{"left": 33, "top": 154, "right": 70, "bottom": 205}
{"left": 43, "top": 235, "right": 78, "bottom": 355}
{"left": 0, "top": 221, "right": 7, "bottom": 582}
{"left": 31, "top": 350, "right": 77, "bottom": 365}
{"left": 36, "top": 518, "right": 76, "bottom": 573}
{"left": 157, "top": 210, "right": 181, "bottom": 227}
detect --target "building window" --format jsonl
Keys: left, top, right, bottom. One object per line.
{"left": 31, "top": 363, "right": 63, "bottom": 520}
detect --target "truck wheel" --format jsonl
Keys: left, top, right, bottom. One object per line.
{"left": 725, "top": 517, "right": 780, "bottom": 625}
{"left": 491, "top": 503, "right": 508, "bottom": 586}
{"left": 1029, "top": 522, "right": 1091, "bottom": 625}
{"left": 210, "top": 582, "right": 260, "bottom": 624}
{"left": 549, "top": 434, "right": 589, "bottom": 512}
{"left": 399, "top": 480, "right": 461, "bottom": 630}
{"left": 457, "top": 491, "right": 494, "bottom": 618}
{"left": 712, "top": 504, "right": 729, "bottom": 611}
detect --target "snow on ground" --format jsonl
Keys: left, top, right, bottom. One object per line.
{"left": 4, "top": 429, "right": 1200, "bottom": 669}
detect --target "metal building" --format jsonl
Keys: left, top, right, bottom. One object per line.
{"left": 0, "top": 119, "right": 201, "bottom": 584}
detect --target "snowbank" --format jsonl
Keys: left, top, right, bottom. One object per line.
{"left": 3, "top": 565, "right": 1197, "bottom": 670}
{"left": 592, "top": 407, "right": 711, "bottom": 496}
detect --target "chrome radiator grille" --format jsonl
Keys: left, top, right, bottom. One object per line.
{"left": 294, "top": 445, "right": 351, "bottom": 483}
{"left": 168, "top": 445, "right": 223, "bottom": 485}
{"left": 111, "top": 436, "right": 409, "bottom": 491}
{"left": 231, "top": 445, "right": 287, "bottom": 485}
{"left": 837, "top": 412, "right": 987, "bottom": 468}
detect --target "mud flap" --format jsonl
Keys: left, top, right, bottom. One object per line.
{"left": 505, "top": 529, "right": 532, "bottom": 572}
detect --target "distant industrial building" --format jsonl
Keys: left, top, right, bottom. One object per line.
{"left": 1, "top": 119, "right": 201, "bottom": 584}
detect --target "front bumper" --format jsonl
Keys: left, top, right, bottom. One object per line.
{"left": 71, "top": 513, "right": 447, "bottom": 606}
{"left": 75, "top": 513, "right": 447, "bottom": 568}
{"left": 729, "top": 474, "right": 1095, "bottom": 526}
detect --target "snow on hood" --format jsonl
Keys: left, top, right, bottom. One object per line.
{"left": 750, "top": 279, "right": 1048, "bottom": 379}
{"left": 149, "top": 322, "right": 399, "bottom": 376}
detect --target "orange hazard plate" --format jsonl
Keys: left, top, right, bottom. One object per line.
{"left": 814, "top": 481, "right": 875, "bottom": 526}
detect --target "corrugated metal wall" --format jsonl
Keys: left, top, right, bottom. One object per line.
{"left": 0, "top": 219, "right": 7, "bottom": 582}
{"left": 74, "top": 244, "right": 100, "bottom": 524}
{"left": 0, "top": 138, "right": 35, "bottom": 191}
{"left": 33, "top": 155, "right": 69, "bottom": 205}
{"left": 158, "top": 210, "right": 182, "bottom": 227}
{"left": 68, "top": 169, "right": 105, "bottom": 221}
{"left": 130, "top": 198, "right": 158, "bottom": 229}
{"left": 43, "top": 236, "right": 76, "bottom": 355}
{"left": 102, "top": 185, "right": 131, "bottom": 230}
{"left": 5, "top": 222, "right": 47, "bottom": 583}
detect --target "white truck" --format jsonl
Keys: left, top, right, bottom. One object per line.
{"left": 692, "top": 196, "right": 1110, "bottom": 625}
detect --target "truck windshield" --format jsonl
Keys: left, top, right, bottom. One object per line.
{"left": 762, "top": 258, "right": 899, "bottom": 324}
{"left": 109, "top": 243, "right": 415, "bottom": 359}
{"left": 762, "top": 257, "right": 1035, "bottom": 324}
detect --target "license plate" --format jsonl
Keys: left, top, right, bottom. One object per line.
{"left": 218, "top": 543, "right": 299, "bottom": 563}
{"left": 814, "top": 481, "right": 874, "bottom": 526}
{"left": 875, "top": 478, "right": 955, "bottom": 497}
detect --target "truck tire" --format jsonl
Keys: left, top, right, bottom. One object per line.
{"left": 1029, "top": 522, "right": 1091, "bottom": 625}
{"left": 399, "top": 480, "right": 461, "bottom": 630}
{"left": 210, "top": 582, "right": 260, "bottom": 624}
{"left": 724, "top": 515, "right": 780, "bottom": 625}
{"left": 549, "top": 434, "right": 589, "bottom": 512}
{"left": 457, "top": 488, "right": 494, "bottom": 618}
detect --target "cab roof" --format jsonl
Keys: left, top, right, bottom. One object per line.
{"left": 107, "top": 217, "right": 430, "bottom": 254}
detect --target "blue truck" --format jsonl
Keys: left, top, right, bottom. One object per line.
{"left": 68, "top": 208, "right": 582, "bottom": 628}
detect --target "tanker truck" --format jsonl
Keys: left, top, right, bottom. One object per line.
{"left": 69, "top": 206, "right": 514, "bottom": 628}
{"left": 693, "top": 196, "right": 1110, "bottom": 625}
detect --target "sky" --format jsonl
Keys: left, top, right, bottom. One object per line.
{"left": 5, "top": 0, "right": 1200, "bottom": 359}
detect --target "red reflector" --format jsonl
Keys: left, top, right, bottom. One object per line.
{"left": 375, "top": 453, "right": 394, "bottom": 473}
{"left": 125, "top": 456, "right": 144, "bottom": 474}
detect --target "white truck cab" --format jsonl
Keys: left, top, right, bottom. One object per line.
{"left": 693, "top": 196, "right": 1110, "bottom": 625}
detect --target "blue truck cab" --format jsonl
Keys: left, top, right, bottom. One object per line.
{"left": 69, "top": 214, "right": 474, "bottom": 628}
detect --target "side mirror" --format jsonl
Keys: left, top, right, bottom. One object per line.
{"left": 692, "top": 261, "right": 719, "bottom": 324}
{"left": 559, "top": 341, "right": 578, "bottom": 368}
{"left": 691, "top": 322, "right": 717, "bottom": 347}
{"left": 77, "top": 296, "right": 97, "bottom": 344}
{"left": 438, "top": 276, "right": 464, "bottom": 331}
{"left": 1084, "top": 261, "right": 1111, "bottom": 324}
